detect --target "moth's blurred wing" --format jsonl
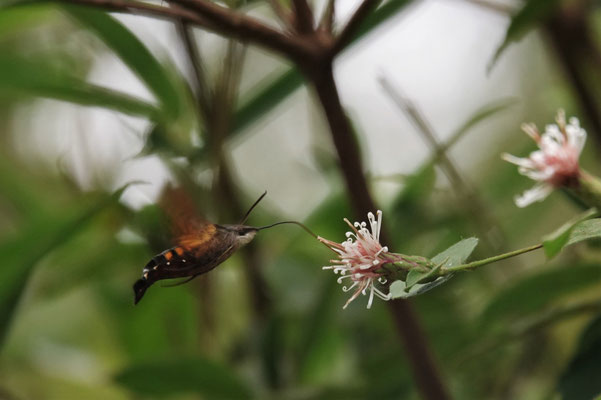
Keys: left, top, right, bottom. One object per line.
{"left": 160, "top": 185, "right": 211, "bottom": 236}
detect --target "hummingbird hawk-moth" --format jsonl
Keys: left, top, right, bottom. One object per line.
{"left": 133, "top": 191, "right": 313, "bottom": 304}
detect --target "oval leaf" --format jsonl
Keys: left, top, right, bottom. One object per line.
{"left": 542, "top": 208, "right": 598, "bottom": 258}
{"left": 431, "top": 237, "right": 479, "bottom": 266}
{"left": 0, "top": 53, "right": 159, "bottom": 117}
{"left": 62, "top": 5, "right": 183, "bottom": 120}
{"left": 488, "top": 0, "right": 561, "bottom": 71}
{"left": 390, "top": 238, "right": 478, "bottom": 299}
{"left": 566, "top": 218, "right": 601, "bottom": 247}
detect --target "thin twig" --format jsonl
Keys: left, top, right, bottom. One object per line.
{"left": 55, "top": 0, "right": 312, "bottom": 59}
{"left": 291, "top": 0, "right": 314, "bottom": 33}
{"left": 55, "top": 0, "right": 210, "bottom": 24}
{"left": 173, "top": 21, "right": 211, "bottom": 119}
{"left": 333, "top": 0, "right": 381, "bottom": 53}
{"left": 268, "top": 0, "right": 292, "bottom": 26}
{"left": 454, "top": 0, "right": 514, "bottom": 14}
{"left": 165, "top": 0, "right": 312, "bottom": 58}
{"left": 319, "top": 0, "right": 336, "bottom": 33}
{"left": 442, "top": 244, "right": 542, "bottom": 274}
{"left": 379, "top": 76, "right": 507, "bottom": 253}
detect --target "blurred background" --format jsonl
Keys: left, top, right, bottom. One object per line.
{"left": 1, "top": 0, "right": 601, "bottom": 399}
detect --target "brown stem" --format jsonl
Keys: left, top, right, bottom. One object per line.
{"left": 166, "top": 0, "right": 314, "bottom": 59}
{"left": 319, "top": 0, "right": 336, "bottom": 33}
{"left": 55, "top": 0, "right": 314, "bottom": 60}
{"left": 291, "top": 0, "right": 314, "bottom": 33}
{"left": 308, "top": 65, "right": 451, "bottom": 400}
{"left": 173, "top": 21, "right": 211, "bottom": 119}
{"left": 333, "top": 0, "right": 382, "bottom": 54}
{"left": 56, "top": 0, "right": 211, "bottom": 25}
{"left": 268, "top": 0, "right": 292, "bottom": 26}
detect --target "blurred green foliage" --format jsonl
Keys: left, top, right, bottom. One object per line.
{"left": 0, "top": 1, "right": 600, "bottom": 400}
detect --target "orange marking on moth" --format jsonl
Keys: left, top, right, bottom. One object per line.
{"left": 178, "top": 224, "right": 217, "bottom": 250}
{"left": 164, "top": 251, "right": 173, "bottom": 260}
{"left": 174, "top": 247, "right": 184, "bottom": 256}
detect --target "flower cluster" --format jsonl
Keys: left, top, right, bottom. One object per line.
{"left": 502, "top": 110, "right": 586, "bottom": 207}
{"left": 319, "top": 211, "right": 392, "bottom": 309}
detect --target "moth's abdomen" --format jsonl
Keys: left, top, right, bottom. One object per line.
{"left": 134, "top": 246, "right": 196, "bottom": 304}
{"left": 142, "top": 246, "right": 193, "bottom": 277}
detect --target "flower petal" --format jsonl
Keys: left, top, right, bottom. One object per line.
{"left": 514, "top": 183, "right": 553, "bottom": 208}
{"left": 502, "top": 153, "right": 535, "bottom": 169}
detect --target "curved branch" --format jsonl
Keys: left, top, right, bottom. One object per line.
{"left": 319, "top": 0, "right": 335, "bottom": 33}
{"left": 50, "top": 0, "right": 314, "bottom": 60}
{"left": 54, "top": 0, "right": 210, "bottom": 24}
{"left": 292, "top": 0, "right": 314, "bottom": 33}
{"left": 333, "top": 0, "right": 382, "bottom": 54}
{"left": 166, "top": 0, "right": 314, "bottom": 59}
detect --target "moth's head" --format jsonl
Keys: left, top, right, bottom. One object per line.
{"left": 221, "top": 225, "right": 258, "bottom": 246}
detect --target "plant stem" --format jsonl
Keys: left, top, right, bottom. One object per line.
{"left": 443, "top": 243, "right": 542, "bottom": 274}
{"left": 308, "top": 65, "right": 451, "bottom": 400}
{"left": 333, "top": 0, "right": 382, "bottom": 53}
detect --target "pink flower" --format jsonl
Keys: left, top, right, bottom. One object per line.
{"left": 502, "top": 110, "right": 586, "bottom": 207}
{"left": 319, "top": 210, "right": 392, "bottom": 309}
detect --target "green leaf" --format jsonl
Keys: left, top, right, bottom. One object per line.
{"left": 233, "top": 68, "right": 303, "bottom": 133}
{"left": 543, "top": 208, "right": 598, "bottom": 258}
{"left": 0, "top": 53, "right": 159, "bottom": 117}
{"left": 0, "top": 3, "right": 55, "bottom": 39}
{"left": 489, "top": 0, "right": 561, "bottom": 71}
{"left": 479, "top": 263, "right": 601, "bottom": 326}
{"left": 431, "top": 237, "right": 479, "bottom": 266}
{"left": 558, "top": 315, "right": 601, "bottom": 400}
{"left": 565, "top": 218, "right": 601, "bottom": 247}
{"left": 62, "top": 5, "right": 183, "bottom": 120}
{"left": 0, "top": 185, "right": 128, "bottom": 347}
{"left": 390, "top": 238, "right": 478, "bottom": 299}
{"left": 405, "top": 269, "right": 425, "bottom": 288}
{"left": 115, "top": 358, "right": 252, "bottom": 399}
{"left": 231, "top": 0, "right": 414, "bottom": 135}
{"left": 354, "top": 0, "right": 414, "bottom": 41}
{"left": 404, "top": 262, "right": 444, "bottom": 290}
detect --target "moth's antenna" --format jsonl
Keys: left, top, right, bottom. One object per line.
{"left": 240, "top": 191, "right": 267, "bottom": 224}
{"left": 255, "top": 221, "right": 317, "bottom": 238}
